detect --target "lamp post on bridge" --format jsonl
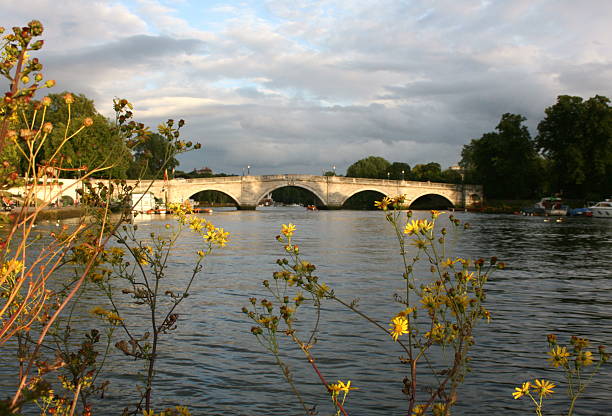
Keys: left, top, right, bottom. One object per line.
{"left": 247, "top": 165, "right": 251, "bottom": 175}
{"left": 401, "top": 170, "right": 405, "bottom": 181}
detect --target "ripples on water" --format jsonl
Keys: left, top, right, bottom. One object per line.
{"left": 2, "top": 209, "right": 611, "bottom": 415}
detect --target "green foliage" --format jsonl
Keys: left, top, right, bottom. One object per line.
{"left": 410, "top": 162, "right": 443, "bottom": 182}
{"left": 536, "top": 95, "right": 612, "bottom": 198}
{"left": 388, "top": 162, "right": 410, "bottom": 180}
{"left": 128, "top": 133, "right": 179, "bottom": 179}
{"left": 345, "top": 156, "right": 391, "bottom": 179}
{"left": 11, "top": 92, "right": 135, "bottom": 178}
{"left": 461, "top": 113, "right": 541, "bottom": 199}
{"left": 440, "top": 168, "right": 462, "bottom": 184}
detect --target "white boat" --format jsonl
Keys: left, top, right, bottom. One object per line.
{"left": 589, "top": 199, "right": 612, "bottom": 218}
{"left": 531, "top": 197, "right": 569, "bottom": 216}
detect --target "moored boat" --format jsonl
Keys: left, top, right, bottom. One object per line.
{"left": 589, "top": 199, "right": 612, "bottom": 218}
{"left": 520, "top": 197, "right": 568, "bottom": 216}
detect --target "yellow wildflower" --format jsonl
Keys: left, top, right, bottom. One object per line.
{"left": 90, "top": 306, "right": 109, "bottom": 317}
{"left": 547, "top": 345, "right": 570, "bottom": 368}
{"left": 328, "top": 382, "right": 342, "bottom": 395}
{"left": 512, "top": 381, "right": 531, "bottom": 399}
{"left": 425, "top": 323, "right": 445, "bottom": 343}
{"left": 463, "top": 271, "right": 475, "bottom": 282}
{"left": 440, "top": 258, "right": 457, "bottom": 268}
{"left": 431, "top": 210, "right": 444, "bottom": 219}
{"left": 420, "top": 219, "right": 434, "bottom": 232}
{"left": 576, "top": 350, "right": 594, "bottom": 366}
{"left": 412, "top": 404, "right": 426, "bottom": 416}
{"left": 533, "top": 379, "right": 555, "bottom": 397}
{"left": 374, "top": 197, "right": 392, "bottom": 210}
{"left": 281, "top": 223, "right": 296, "bottom": 237}
{"left": 389, "top": 316, "right": 409, "bottom": 341}
{"left": 337, "top": 380, "right": 357, "bottom": 393}
{"left": 420, "top": 294, "right": 439, "bottom": 311}
{"left": 395, "top": 307, "right": 416, "bottom": 318}
{"left": 1, "top": 259, "right": 24, "bottom": 276}
{"left": 404, "top": 220, "right": 422, "bottom": 236}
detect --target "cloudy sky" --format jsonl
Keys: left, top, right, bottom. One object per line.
{"left": 2, "top": 1, "right": 611, "bottom": 175}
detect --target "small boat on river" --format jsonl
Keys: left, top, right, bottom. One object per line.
{"left": 521, "top": 197, "right": 568, "bottom": 216}
{"left": 589, "top": 199, "right": 612, "bottom": 218}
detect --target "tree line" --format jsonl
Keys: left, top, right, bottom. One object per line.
{"left": 344, "top": 157, "right": 463, "bottom": 183}
{"left": 344, "top": 94, "right": 611, "bottom": 201}
{"left": 461, "top": 95, "right": 611, "bottom": 200}
{"left": 1, "top": 92, "right": 183, "bottom": 180}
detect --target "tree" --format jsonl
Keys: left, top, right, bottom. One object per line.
{"left": 40, "top": 92, "right": 133, "bottom": 178}
{"left": 440, "top": 168, "right": 463, "bottom": 184}
{"left": 536, "top": 95, "right": 612, "bottom": 198}
{"left": 388, "top": 162, "right": 410, "bottom": 180}
{"left": 345, "top": 156, "right": 391, "bottom": 179}
{"left": 410, "top": 162, "right": 443, "bottom": 182}
{"left": 461, "top": 113, "right": 541, "bottom": 199}
{"left": 128, "top": 133, "right": 179, "bottom": 179}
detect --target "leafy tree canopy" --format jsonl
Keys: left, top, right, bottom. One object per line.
{"left": 128, "top": 133, "right": 179, "bottom": 180}
{"left": 411, "top": 162, "right": 443, "bottom": 182}
{"left": 461, "top": 113, "right": 541, "bottom": 199}
{"left": 536, "top": 95, "right": 612, "bottom": 198}
{"left": 388, "top": 162, "right": 410, "bottom": 180}
{"left": 345, "top": 156, "right": 391, "bottom": 179}
{"left": 39, "top": 92, "right": 133, "bottom": 178}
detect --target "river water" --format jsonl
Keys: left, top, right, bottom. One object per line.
{"left": 2, "top": 208, "right": 612, "bottom": 415}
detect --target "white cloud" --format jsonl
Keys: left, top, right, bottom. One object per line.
{"left": 1, "top": 0, "right": 612, "bottom": 175}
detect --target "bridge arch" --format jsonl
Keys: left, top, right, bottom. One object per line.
{"left": 408, "top": 192, "right": 454, "bottom": 209}
{"left": 339, "top": 188, "right": 391, "bottom": 207}
{"left": 183, "top": 187, "right": 240, "bottom": 206}
{"left": 255, "top": 183, "right": 326, "bottom": 207}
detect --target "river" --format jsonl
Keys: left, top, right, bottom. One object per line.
{"left": 2, "top": 208, "right": 612, "bottom": 415}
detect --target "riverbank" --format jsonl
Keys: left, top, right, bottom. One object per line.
{"left": 0, "top": 206, "right": 84, "bottom": 223}
{"left": 471, "top": 198, "right": 591, "bottom": 214}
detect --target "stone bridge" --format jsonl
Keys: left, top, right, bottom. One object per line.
{"left": 128, "top": 175, "right": 483, "bottom": 210}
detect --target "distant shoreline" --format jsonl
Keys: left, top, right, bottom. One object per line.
{"left": 0, "top": 206, "right": 85, "bottom": 223}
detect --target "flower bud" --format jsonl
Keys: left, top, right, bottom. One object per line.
{"left": 20, "top": 129, "right": 33, "bottom": 140}
{"left": 35, "top": 73, "right": 43, "bottom": 82}
{"left": 41, "top": 96, "right": 52, "bottom": 106}
{"left": 45, "top": 80, "right": 56, "bottom": 88}
{"left": 28, "top": 20, "right": 44, "bottom": 36}
{"left": 30, "top": 40, "right": 44, "bottom": 50}
{"left": 83, "top": 117, "right": 93, "bottom": 127}
{"left": 63, "top": 93, "right": 74, "bottom": 104}
{"left": 21, "top": 75, "right": 30, "bottom": 84}
{"left": 42, "top": 122, "right": 53, "bottom": 133}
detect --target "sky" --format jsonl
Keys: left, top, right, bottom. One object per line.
{"left": 2, "top": 0, "right": 612, "bottom": 175}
